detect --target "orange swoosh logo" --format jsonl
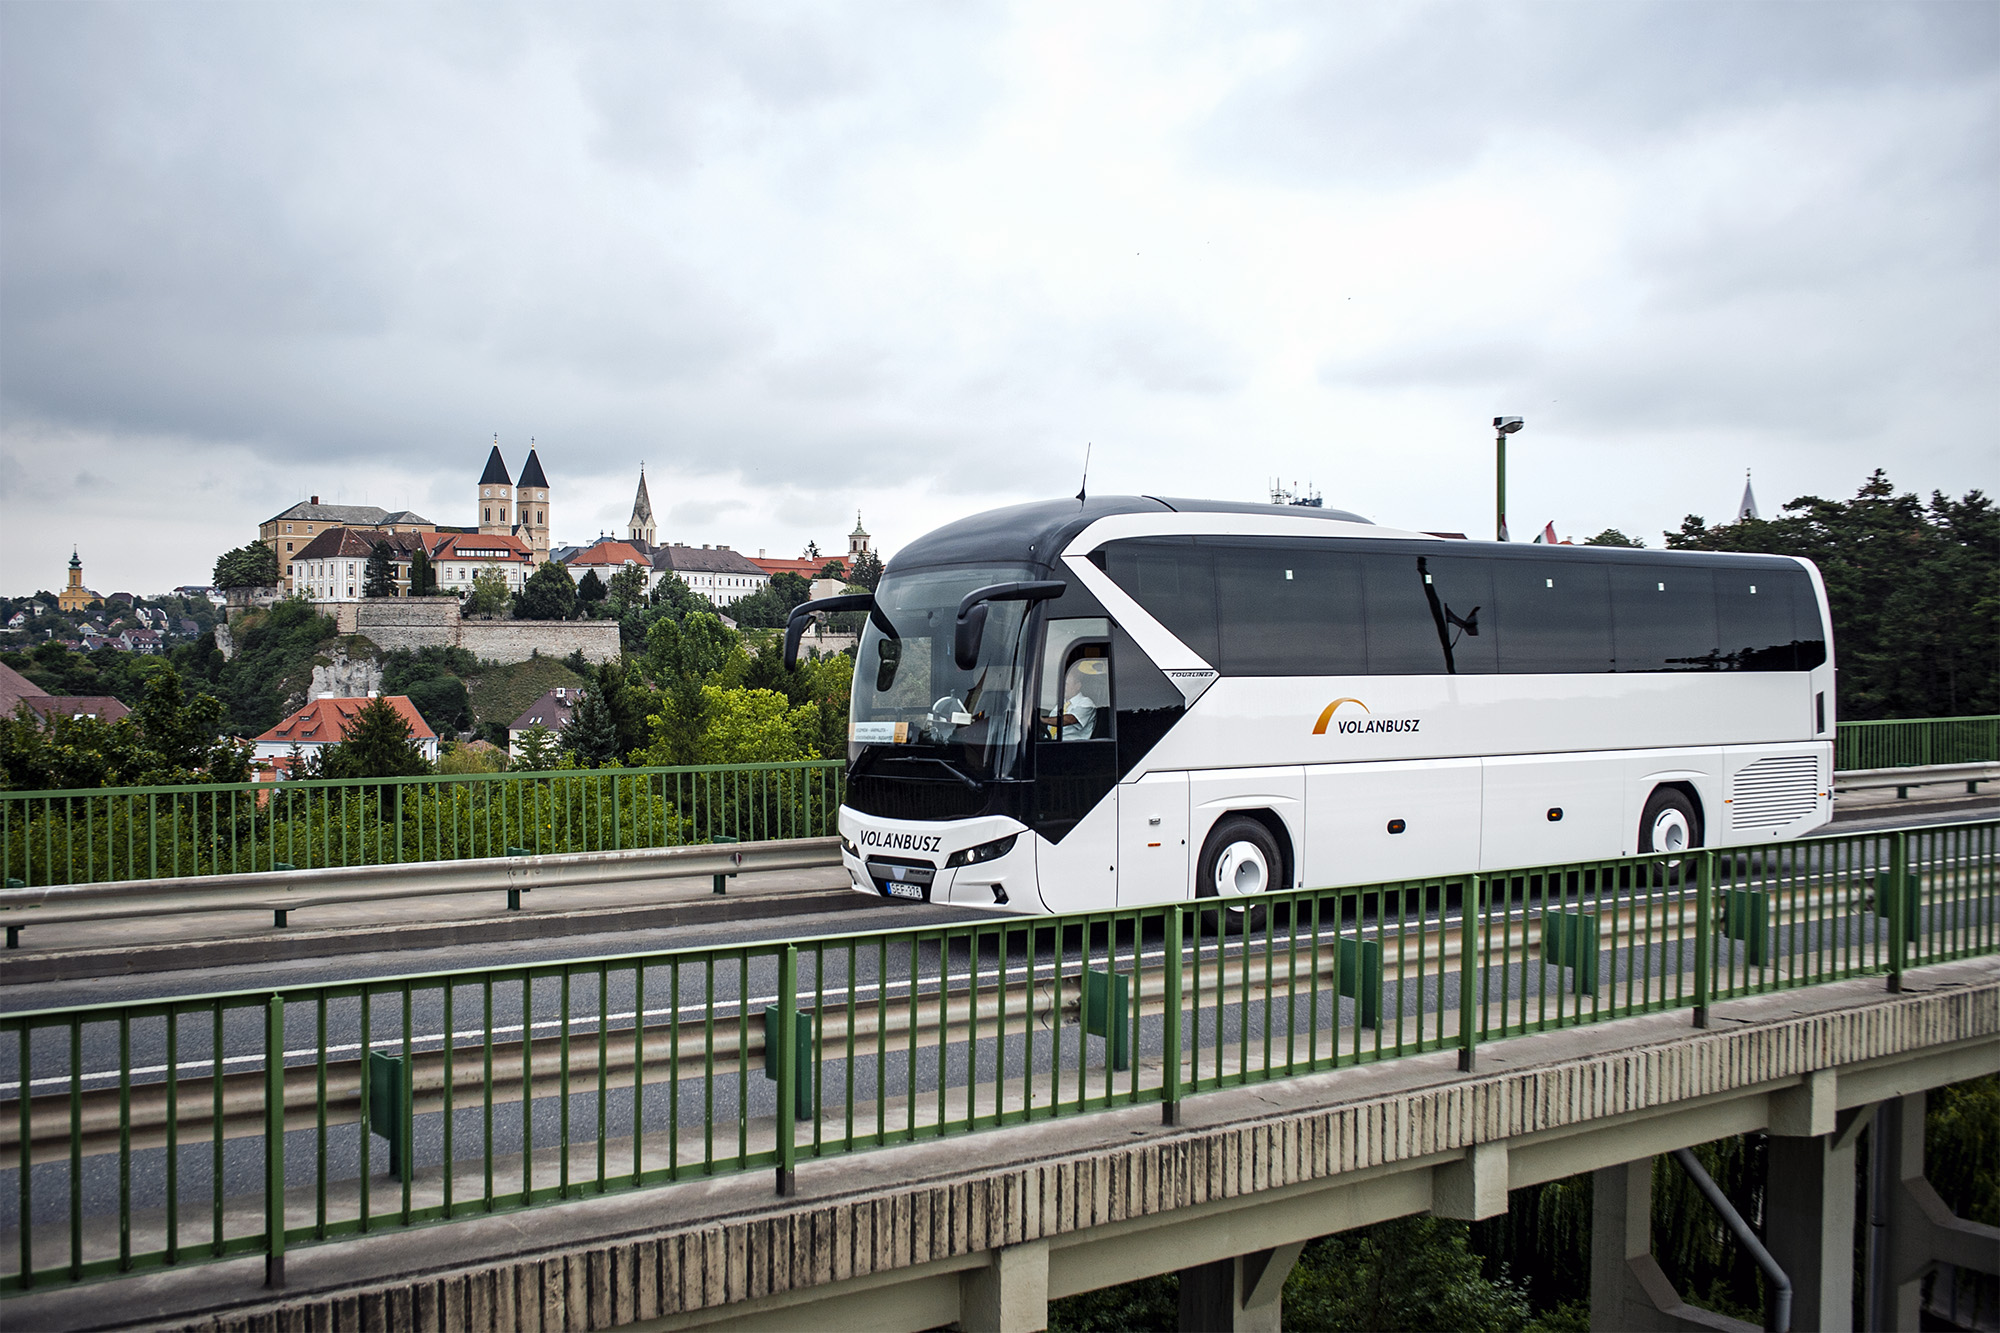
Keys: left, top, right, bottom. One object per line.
{"left": 1312, "top": 698, "right": 1369, "bottom": 734}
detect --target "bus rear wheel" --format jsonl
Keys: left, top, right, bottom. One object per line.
{"left": 1638, "top": 787, "right": 1700, "bottom": 882}
{"left": 1197, "top": 816, "right": 1279, "bottom": 934}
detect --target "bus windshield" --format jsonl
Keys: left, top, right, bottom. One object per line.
{"left": 849, "top": 562, "right": 1041, "bottom": 776}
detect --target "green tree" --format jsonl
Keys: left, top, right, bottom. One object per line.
{"left": 403, "top": 676, "right": 470, "bottom": 739}
{"left": 463, "top": 568, "right": 511, "bottom": 617}
{"left": 849, "top": 549, "right": 884, "bottom": 590}
{"left": 515, "top": 561, "right": 578, "bottom": 620}
{"left": 314, "top": 696, "right": 431, "bottom": 778}
{"left": 1583, "top": 529, "right": 1644, "bottom": 548}
{"left": 408, "top": 546, "right": 441, "bottom": 596}
{"left": 560, "top": 687, "right": 621, "bottom": 766}
{"left": 591, "top": 656, "right": 650, "bottom": 759}
{"left": 607, "top": 564, "right": 649, "bottom": 615}
{"left": 648, "top": 571, "right": 707, "bottom": 621}
{"left": 1283, "top": 1215, "right": 1531, "bottom": 1333}
{"left": 511, "top": 723, "right": 561, "bottom": 771}
{"left": 213, "top": 542, "right": 279, "bottom": 590}
{"left": 576, "top": 568, "right": 608, "bottom": 607}
{"left": 646, "top": 611, "right": 737, "bottom": 683}
{"left": 363, "top": 541, "right": 398, "bottom": 599}
{"left": 817, "top": 559, "right": 848, "bottom": 581}
{"left": 129, "top": 665, "right": 249, "bottom": 784}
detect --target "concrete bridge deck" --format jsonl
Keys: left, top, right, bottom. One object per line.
{"left": 9, "top": 954, "right": 1993, "bottom": 1333}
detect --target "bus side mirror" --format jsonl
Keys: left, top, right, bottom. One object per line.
{"left": 951, "top": 580, "right": 1067, "bottom": 671}
{"left": 953, "top": 603, "right": 990, "bottom": 671}
{"left": 783, "top": 592, "right": 879, "bottom": 670}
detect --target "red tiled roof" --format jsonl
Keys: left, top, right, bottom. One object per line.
{"left": 564, "top": 540, "right": 649, "bottom": 568}
{"left": 750, "top": 556, "right": 846, "bottom": 580}
{"left": 18, "top": 695, "right": 132, "bottom": 724}
{"left": 253, "top": 695, "right": 437, "bottom": 745}
{"left": 0, "top": 662, "right": 49, "bottom": 715}
{"left": 430, "top": 533, "right": 534, "bottom": 561}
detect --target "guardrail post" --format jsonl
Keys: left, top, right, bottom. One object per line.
{"left": 264, "top": 993, "right": 285, "bottom": 1288}
{"left": 775, "top": 944, "right": 799, "bottom": 1196}
{"left": 712, "top": 834, "right": 740, "bottom": 894}
{"left": 1162, "top": 906, "right": 1184, "bottom": 1125}
{"left": 1459, "top": 877, "right": 1482, "bottom": 1072}
{"left": 1887, "top": 830, "right": 1909, "bottom": 992}
{"left": 1083, "top": 968, "right": 1131, "bottom": 1070}
{"left": 1694, "top": 851, "right": 1715, "bottom": 1027}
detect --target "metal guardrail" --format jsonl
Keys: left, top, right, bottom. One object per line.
{"left": 0, "top": 837, "right": 842, "bottom": 947}
{"left": 0, "top": 760, "right": 843, "bottom": 890}
{"left": 3, "top": 818, "right": 1994, "bottom": 1295}
{"left": 1835, "top": 762, "right": 1999, "bottom": 798}
{"left": 1837, "top": 715, "right": 2000, "bottom": 771}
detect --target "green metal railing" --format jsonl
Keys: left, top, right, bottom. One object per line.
{"left": 0, "top": 761, "right": 844, "bottom": 889}
{"left": 1837, "top": 715, "right": 2000, "bottom": 771}
{"left": 4, "top": 818, "right": 1994, "bottom": 1294}
{"left": 2, "top": 715, "right": 1990, "bottom": 889}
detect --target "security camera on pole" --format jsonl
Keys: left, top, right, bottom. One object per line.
{"left": 1493, "top": 416, "right": 1524, "bottom": 541}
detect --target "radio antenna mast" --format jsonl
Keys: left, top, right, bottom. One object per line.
{"left": 1076, "top": 442, "right": 1092, "bottom": 503}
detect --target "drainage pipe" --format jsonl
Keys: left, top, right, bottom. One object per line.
{"left": 1670, "top": 1147, "right": 1793, "bottom": 1333}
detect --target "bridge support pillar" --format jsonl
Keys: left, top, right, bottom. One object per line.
{"left": 1176, "top": 1241, "right": 1304, "bottom": 1333}
{"left": 961, "top": 1239, "right": 1049, "bottom": 1333}
{"left": 1434, "top": 1141, "right": 1509, "bottom": 1221}
{"left": 1869, "top": 1093, "right": 2000, "bottom": 1332}
{"left": 1590, "top": 1159, "right": 1757, "bottom": 1333}
{"left": 1765, "top": 1084, "right": 1862, "bottom": 1333}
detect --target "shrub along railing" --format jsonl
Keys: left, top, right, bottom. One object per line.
{"left": 1836, "top": 715, "right": 2000, "bottom": 771}
{"left": 0, "top": 761, "right": 844, "bottom": 889}
{"left": 3, "top": 818, "right": 1993, "bottom": 1294}
{"left": 2, "top": 715, "right": 1992, "bottom": 888}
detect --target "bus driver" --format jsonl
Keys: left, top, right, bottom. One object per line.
{"left": 1042, "top": 660, "right": 1103, "bottom": 740}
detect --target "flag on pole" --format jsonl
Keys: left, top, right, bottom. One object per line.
{"left": 1534, "top": 521, "right": 1559, "bottom": 544}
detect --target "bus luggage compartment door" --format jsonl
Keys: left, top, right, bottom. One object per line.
{"left": 1301, "top": 759, "right": 1482, "bottom": 889}
{"left": 1117, "top": 772, "right": 1190, "bottom": 906}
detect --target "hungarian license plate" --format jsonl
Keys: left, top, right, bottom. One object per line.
{"left": 883, "top": 881, "right": 926, "bottom": 901}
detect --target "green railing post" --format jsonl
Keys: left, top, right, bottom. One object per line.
{"left": 1888, "top": 830, "right": 1909, "bottom": 992}
{"left": 264, "top": 993, "right": 285, "bottom": 1288}
{"left": 1459, "top": 877, "right": 1482, "bottom": 1071}
{"left": 1162, "top": 905, "right": 1184, "bottom": 1125}
{"left": 1693, "top": 851, "right": 1715, "bottom": 1027}
{"left": 775, "top": 944, "right": 799, "bottom": 1196}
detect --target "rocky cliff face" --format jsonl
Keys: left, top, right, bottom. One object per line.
{"left": 307, "top": 643, "right": 384, "bottom": 702}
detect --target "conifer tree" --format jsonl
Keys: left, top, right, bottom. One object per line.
{"left": 560, "top": 688, "right": 620, "bottom": 767}
{"left": 408, "top": 546, "right": 440, "bottom": 596}
{"left": 317, "top": 696, "right": 429, "bottom": 778}
{"left": 363, "top": 542, "right": 398, "bottom": 599}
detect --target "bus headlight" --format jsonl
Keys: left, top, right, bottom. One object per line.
{"left": 947, "top": 834, "right": 1018, "bottom": 868}
{"left": 840, "top": 833, "right": 858, "bottom": 857}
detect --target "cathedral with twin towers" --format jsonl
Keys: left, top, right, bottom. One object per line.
{"left": 477, "top": 439, "right": 553, "bottom": 563}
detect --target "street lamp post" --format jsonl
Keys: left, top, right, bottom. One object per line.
{"left": 1493, "top": 416, "right": 1524, "bottom": 541}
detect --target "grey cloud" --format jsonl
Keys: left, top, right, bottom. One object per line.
{"left": 1196, "top": 2, "right": 1995, "bottom": 186}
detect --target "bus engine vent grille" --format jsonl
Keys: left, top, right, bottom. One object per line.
{"left": 846, "top": 772, "right": 989, "bottom": 823}
{"left": 1729, "top": 755, "right": 1821, "bottom": 830}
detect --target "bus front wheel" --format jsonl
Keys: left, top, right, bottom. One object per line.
{"left": 1197, "top": 816, "right": 1279, "bottom": 934}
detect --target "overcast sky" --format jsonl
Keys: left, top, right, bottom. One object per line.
{"left": 2, "top": 1, "right": 1994, "bottom": 595}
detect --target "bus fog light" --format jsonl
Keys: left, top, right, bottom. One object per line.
{"left": 947, "top": 834, "right": 1018, "bottom": 868}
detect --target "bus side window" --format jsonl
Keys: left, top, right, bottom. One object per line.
{"left": 1103, "top": 538, "right": 1219, "bottom": 664}
{"left": 1609, "top": 565, "right": 1717, "bottom": 671}
{"left": 1209, "top": 541, "right": 1366, "bottom": 677}
{"left": 1041, "top": 618, "right": 1112, "bottom": 741}
{"left": 1491, "top": 558, "right": 1613, "bottom": 673}
{"left": 1717, "top": 569, "right": 1806, "bottom": 671}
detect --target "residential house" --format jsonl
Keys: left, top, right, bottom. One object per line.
{"left": 0, "top": 662, "right": 132, "bottom": 725}
{"left": 251, "top": 694, "right": 439, "bottom": 765}
{"left": 508, "top": 687, "right": 581, "bottom": 759}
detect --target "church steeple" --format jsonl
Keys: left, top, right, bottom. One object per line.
{"left": 627, "top": 466, "right": 657, "bottom": 548}
{"left": 477, "top": 437, "right": 514, "bottom": 538}
{"left": 1737, "top": 469, "right": 1760, "bottom": 523}
{"left": 515, "top": 442, "right": 552, "bottom": 563}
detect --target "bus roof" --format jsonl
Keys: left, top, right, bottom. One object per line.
{"left": 893, "top": 495, "right": 1375, "bottom": 572}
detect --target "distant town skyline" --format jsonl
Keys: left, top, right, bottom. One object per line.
{"left": 4, "top": 4, "right": 1994, "bottom": 594}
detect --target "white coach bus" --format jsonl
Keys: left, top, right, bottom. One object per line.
{"left": 785, "top": 497, "right": 1835, "bottom": 917}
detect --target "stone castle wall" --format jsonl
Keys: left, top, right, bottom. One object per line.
{"left": 313, "top": 599, "right": 619, "bottom": 665}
